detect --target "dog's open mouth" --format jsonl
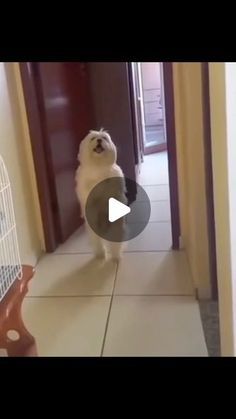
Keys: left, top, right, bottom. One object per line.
{"left": 94, "top": 144, "right": 105, "bottom": 154}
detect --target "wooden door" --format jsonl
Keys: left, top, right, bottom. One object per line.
{"left": 88, "top": 62, "right": 137, "bottom": 203}
{"left": 20, "top": 62, "right": 93, "bottom": 250}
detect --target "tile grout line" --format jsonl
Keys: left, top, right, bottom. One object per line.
{"left": 149, "top": 200, "right": 171, "bottom": 206}
{"left": 139, "top": 184, "right": 169, "bottom": 187}
{"left": 26, "top": 294, "right": 113, "bottom": 298}
{"left": 25, "top": 293, "right": 195, "bottom": 299}
{"left": 100, "top": 261, "right": 119, "bottom": 357}
{"left": 53, "top": 249, "right": 184, "bottom": 255}
{"left": 135, "top": 199, "right": 170, "bottom": 203}
{"left": 113, "top": 294, "right": 195, "bottom": 299}
{"left": 132, "top": 220, "right": 171, "bottom": 224}
{"left": 54, "top": 250, "right": 173, "bottom": 255}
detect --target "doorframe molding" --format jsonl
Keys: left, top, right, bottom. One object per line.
{"left": 127, "top": 63, "right": 144, "bottom": 169}
{"left": 19, "top": 62, "right": 58, "bottom": 252}
{"left": 162, "top": 62, "right": 180, "bottom": 249}
{"left": 201, "top": 62, "right": 218, "bottom": 300}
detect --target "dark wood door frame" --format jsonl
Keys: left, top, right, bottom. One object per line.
{"left": 20, "top": 63, "right": 58, "bottom": 252}
{"left": 127, "top": 62, "right": 144, "bottom": 179}
{"left": 201, "top": 63, "right": 218, "bottom": 300}
{"left": 162, "top": 62, "right": 180, "bottom": 249}
{"left": 20, "top": 63, "right": 90, "bottom": 252}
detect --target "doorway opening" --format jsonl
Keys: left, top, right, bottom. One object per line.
{"left": 134, "top": 63, "right": 171, "bottom": 241}
{"left": 138, "top": 62, "right": 167, "bottom": 155}
{"left": 129, "top": 62, "right": 180, "bottom": 250}
{"left": 135, "top": 62, "right": 169, "bottom": 196}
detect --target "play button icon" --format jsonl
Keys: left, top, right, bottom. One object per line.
{"left": 108, "top": 198, "right": 131, "bottom": 222}
{"left": 85, "top": 177, "right": 151, "bottom": 242}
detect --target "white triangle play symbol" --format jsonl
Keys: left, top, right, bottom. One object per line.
{"left": 108, "top": 197, "right": 131, "bottom": 222}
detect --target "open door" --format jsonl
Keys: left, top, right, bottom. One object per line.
{"left": 129, "top": 62, "right": 180, "bottom": 249}
{"left": 88, "top": 62, "right": 137, "bottom": 204}
{"left": 20, "top": 62, "right": 93, "bottom": 251}
{"left": 137, "top": 62, "right": 167, "bottom": 155}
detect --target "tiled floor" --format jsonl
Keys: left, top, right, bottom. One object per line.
{"left": 145, "top": 125, "right": 165, "bottom": 147}
{"left": 23, "top": 152, "right": 208, "bottom": 356}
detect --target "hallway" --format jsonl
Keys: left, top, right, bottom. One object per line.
{"left": 22, "top": 152, "right": 208, "bottom": 356}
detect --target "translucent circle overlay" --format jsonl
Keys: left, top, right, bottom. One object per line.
{"left": 85, "top": 177, "right": 151, "bottom": 242}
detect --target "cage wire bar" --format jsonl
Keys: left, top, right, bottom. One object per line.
{"left": 0, "top": 155, "right": 22, "bottom": 302}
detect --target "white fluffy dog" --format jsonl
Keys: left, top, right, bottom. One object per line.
{"left": 75, "top": 129, "right": 127, "bottom": 261}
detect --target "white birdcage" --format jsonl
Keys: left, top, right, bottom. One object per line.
{"left": 0, "top": 155, "right": 22, "bottom": 302}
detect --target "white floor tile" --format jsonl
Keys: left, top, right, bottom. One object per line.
{"left": 138, "top": 152, "right": 169, "bottom": 185}
{"left": 150, "top": 201, "right": 171, "bottom": 222}
{"left": 103, "top": 296, "right": 208, "bottom": 356}
{"left": 17, "top": 147, "right": 208, "bottom": 358}
{"left": 126, "top": 222, "right": 172, "bottom": 252}
{"left": 23, "top": 296, "right": 110, "bottom": 356}
{"left": 115, "top": 252, "right": 194, "bottom": 296}
{"left": 129, "top": 200, "right": 170, "bottom": 223}
{"left": 55, "top": 225, "right": 92, "bottom": 254}
{"left": 28, "top": 254, "right": 117, "bottom": 297}
{"left": 54, "top": 222, "right": 172, "bottom": 255}
{"left": 143, "top": 185, "right": 170, "bottom": 201}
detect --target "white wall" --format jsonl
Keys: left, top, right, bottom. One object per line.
{"left": 173, "top": 63, "right": 211, "bottom": 299}
{"left": 209, "top": 63, "right": 236, "bottom": 355}
{"left": 225, "top": 63, "right": 236, "bottom": 354}
{"left": 0, "top": 63, "right": 43, "bottom": 265}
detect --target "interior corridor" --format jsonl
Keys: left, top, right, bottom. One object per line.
{"left": 22, "top": 152, "right": 208, "bottom": 356}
